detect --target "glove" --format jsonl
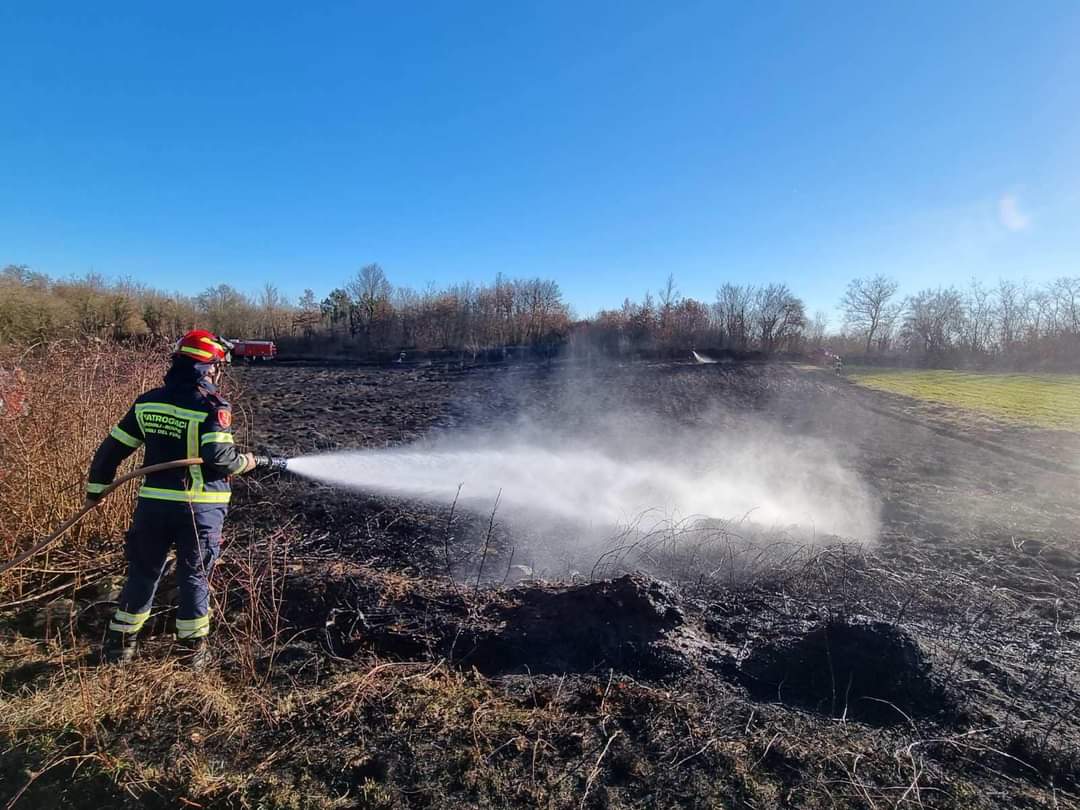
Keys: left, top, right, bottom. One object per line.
{"left": 237, "top": 452, "right": 258, "bottom": 475}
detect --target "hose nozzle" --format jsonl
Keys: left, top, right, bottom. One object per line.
{"left": 252, "top": 454, "right": 289, "bottom": 473}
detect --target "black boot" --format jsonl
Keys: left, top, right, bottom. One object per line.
{"left": 102, "top": 629, "right": 138, "bottom": 665}
{"left": 176, "top": 637, "right": 211, "bottom": 671}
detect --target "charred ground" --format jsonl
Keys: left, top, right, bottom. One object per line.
{"left": 3, "top": 359, "right": 1080, "bottom": 808}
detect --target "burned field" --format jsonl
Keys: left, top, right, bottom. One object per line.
{"left": 235, "top": 360, "right": 1080, "bottom": 804}
{"left": 4, "top": 358, "right": 1080, "bottom": 808}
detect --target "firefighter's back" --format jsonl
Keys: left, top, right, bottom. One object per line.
{"left": 119, "top": 376, "right": 237, "bottom": 506}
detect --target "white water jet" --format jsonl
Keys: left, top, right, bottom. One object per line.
{"left": 287, "top": 431, "right": 879, "bottom": 541}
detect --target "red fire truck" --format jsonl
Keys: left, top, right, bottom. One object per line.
{"left": 231, "top": 340, "right": 278, "bottom": 362}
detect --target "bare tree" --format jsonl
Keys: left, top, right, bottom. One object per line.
{"left": 294, "top": 289, "right": 321, "bottom": 338}
{"left": 670, "top": 298, "right": 710, "bottom": 347}
{"left": 1049, "top": 277, "right": 1080, "bottom": 335}
{"left": 841, "top": 275, "right": 900, "bottom": 354}
{"left": 715, "top": 283, "right": 754, "bottom": 350}
{"left": 519, "top": 278, "right": 566, "bottom": 342}
{"left": 902, "top": 287, "right": 964, "bottom": 361}
{"left": 807, "top": 310, "right": 830, "bottom": 347}
{"left": 393, "top": 286, "right": 420, "bottom": 347}
{"left": 995, "top": 280, "right": 1023, "bottom": 352}
{"left": 1026, "top": 288, "right": 1052, "bottom": 343}
{"left": 258, "top": 282, "right": 290, "bottom": 338}
{"left": 196, "top": 284, "right": 254, "bottom": 338}
{"left": 754, "top": 283, "right": 806, "bottom": 352}
{"left": 657, "top": 274, "right": 680, "bottom": 342}
{"left": 347, "top": 263, "right": 392, "bottom": 344}
{"left": 961, "top": 278, "right": 995, "bottom": 355}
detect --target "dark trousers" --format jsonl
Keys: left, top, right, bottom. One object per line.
{"left": 110, "top": 500, "right": 226, "bottom": 639}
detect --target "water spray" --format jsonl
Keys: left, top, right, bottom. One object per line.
{"left": 286, "top": 433, "right": 879, "bottom": 541}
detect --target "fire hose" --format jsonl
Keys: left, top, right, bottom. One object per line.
{"left": 0, "top": 455, "right": 286, "bottom": 579}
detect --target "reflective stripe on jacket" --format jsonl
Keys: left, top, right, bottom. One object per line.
{"left": 85, "top": 359, "right": 247, "bottom": 504}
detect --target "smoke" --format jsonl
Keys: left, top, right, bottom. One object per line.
{"left": 286, "top": 358, "right": 880, "bottom": 581}
{"left": 287, "top": 417, "right": 879, "bottom": 544}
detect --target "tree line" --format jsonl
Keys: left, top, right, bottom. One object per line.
{"left": 4, "top": 262, "right": 1080, "bottom": 368}
{"left": 0, "top": 263, "right": 570, "bottom": 356}
{"left": 578, "top": 273, "right": 1080, "bottom": 368}
{"left": 833, "top": 275, "right": 1080, "bottom": 368}
{"left": 583, "top": 276, "right": 808, "bottom": 357}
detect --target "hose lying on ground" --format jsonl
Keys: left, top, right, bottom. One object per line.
{"left": 0, "top": 458, "right": 203, "bottom": 579}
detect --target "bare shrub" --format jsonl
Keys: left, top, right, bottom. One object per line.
{"left": 0, "top": 339, "right": 168, "bottom": 602}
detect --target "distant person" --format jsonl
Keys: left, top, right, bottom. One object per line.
{"left": 84, "top": 330, "right": 277, "bottom": 669}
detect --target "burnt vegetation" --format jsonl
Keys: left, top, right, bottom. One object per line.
{"left": 2, "top": 343, "right": 1080, "bottom": 808}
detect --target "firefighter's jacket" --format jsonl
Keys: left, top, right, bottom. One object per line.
{"left": 86, "top": 360, "right": 247, "bottom": 506}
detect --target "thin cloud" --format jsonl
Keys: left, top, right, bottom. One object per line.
{"left": 998, "top": 194, "right": 1031, "bottom": 232}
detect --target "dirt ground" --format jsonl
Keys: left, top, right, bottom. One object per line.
{"left": 4, "top": 358, "right": 1080, "bottom": 808}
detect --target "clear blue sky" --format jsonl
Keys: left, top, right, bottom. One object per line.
{"left": 2, "top": 2, "right": 1078, "bottom": 320}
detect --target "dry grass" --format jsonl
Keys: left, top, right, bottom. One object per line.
{"left": 0, "top": 339, "right": 322, "bottom": 806}
{"left": 0, "top": 340, "right": 169, "bottom": 603}
{"left": 0, "top": 635, "right": 277, "bottom": 807}
{"left": 3, "top": 538, "right": 1079, "bottom": 808}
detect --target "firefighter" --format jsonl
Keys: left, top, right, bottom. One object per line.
{"left": 85, "top": 330, "right": 275, "bottom": 669}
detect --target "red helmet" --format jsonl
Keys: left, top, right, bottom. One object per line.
{"left": 173, "top": 330, "right": 233, "bottom": 364}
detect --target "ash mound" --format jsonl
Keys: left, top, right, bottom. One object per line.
{"left": 465, "top": 575, "right": 688, "bottom": 676}
{"left": 278, "top": 565, "right": 955, "bottom": 729}
{"left": 738, "top": 620, "right": 951, "bottom": 725}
